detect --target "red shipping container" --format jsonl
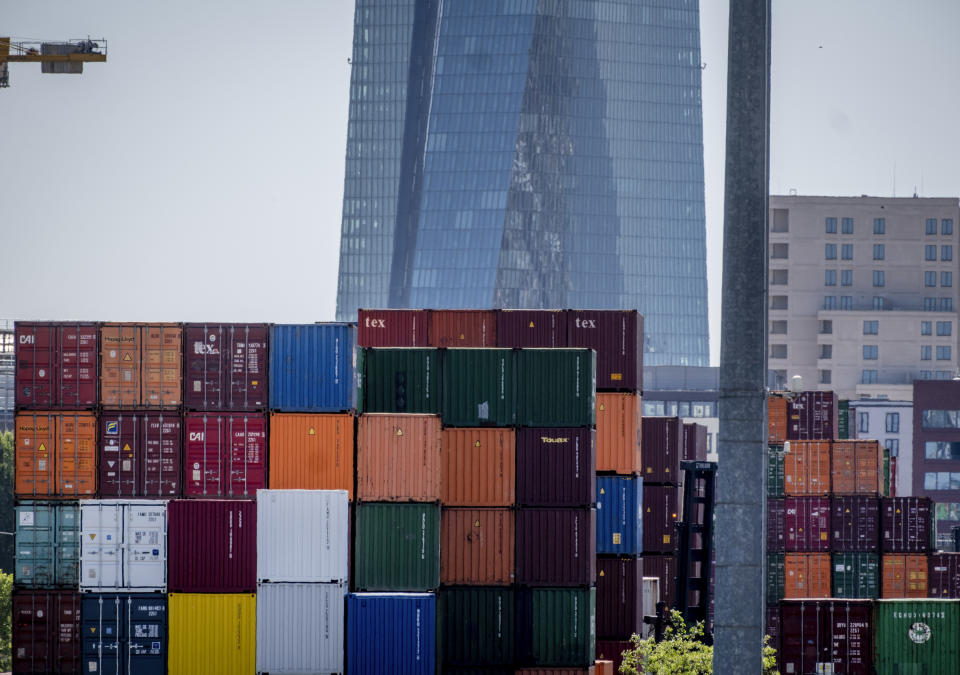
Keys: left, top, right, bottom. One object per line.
{"left": 183, "top": 323, "right": 268, "bottom": 411}
{"left": 496, "top": 309, "right": 568, "bottom": 348}
{"left": 596, "top": 557, "right": 642, "bottom": 640}
{"left": 430, "top": 309, "right": 496, "bottom": 347}
{"left": 516, "top": 508, "right": 595, "bottom": 586}
{"left": 567, "top": 310, "right": 642, "bottom": 392}
{"left": 516, "top": 428, "right": 596, "bottom": 507}
{"left": 779, "top": 600, "right": 873, "bottom": 675}
{"left": 787, "top": 391, "right": 838, "bottom": 441}
{"left": 682, "top": 423, "right": 707, "bottom": 461}
{"left": 12, "top": 590, "right": 81, "bottom": 674}
{"left": 59, "top": 324, "right": 98, "bottom": 408}
{"left": 168, "top": 499, "right": 256, "bottom": 592}
{"left": 831, "top": 496, "right": 880, "bottom": 553}
{"left": 881, "top": 497, "right": 932, "bottom": 553}
{"left": 357, "top": 308, "right": 432, "bottom": 347}
{"left": 643, "top": 485, "right": 679, "bottom": 553}
{"left": 641, "top": 554, "right": 676, "bottom": 607}
{"left": 784, "top": 497, "right": 831, "bottom": 552}
{"left": 767, "top": 498, "right": 786, "bottom": 551}
{"left": 183, "top": 413, "right": 267, "bottom": 498}
{"left": 595, "top": 641, "right": 631, "bottom": 674}
{"left": 99, "top": 411, "right": 181, "bottom": 497}
{"left": 766, "top": 606, "right": 781, "bottom": 658}
{"left": 640, "top": 417, "right": 682, "bottom": 485}
{"left": 15, "top": 322, "right": 98, "bottom": 409}
{"left": 928, "top": 553, "right": 960, "bottom": 598}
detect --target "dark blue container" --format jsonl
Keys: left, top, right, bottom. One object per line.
{"left": 81, "top": 593, "right": 167, "bottom": 675}
{"left": 346, "top": 592, "right": 436, "bottom": 674}
{"left": 269, "top": 323, "right": 357, "bottom": 412}
{"left": 596, "top": 476, "right": 643, "bottom": 555}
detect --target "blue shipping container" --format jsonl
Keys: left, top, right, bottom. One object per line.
{"left": 269, "top": 323, "right": 357, "bottom": 412}
{"left": 81, "top": 593, "right": 167, "bottom": 675}
{"left": 347, "top": 593, "right": 436, "bottom": 675}
{"left": 15, "top": 502, "right": 79, "bottom": 588}
{"left": 596, "top": 476, "right": 642, "bottom": 555}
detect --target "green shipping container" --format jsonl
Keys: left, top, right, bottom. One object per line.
{"left": 354, "top": 502, "right": 440, "bottom": 591}
{"left": 440, "top": 586, "right": 515, "bottom": 667}
{"left": 517, "top": 349, "right": 596, "bottom": 428}
{"left": 358, "top": 348, "right": 441, "bottom": 414}
{"left": 768, "top": 445, "right": 785, "bottom": 497}
{"left": 14, "top": 502, "right": 79, "bottom": 588}
{"left": 873, "top": 599, "right": 960, "bottom": 674}
{"left": 883, "top": 447, "right": 891, "bottom": 497}
{"left": 441, "top": 349, "right": 516, "bottom": 427}
{"left": 766, "top": 552, "right": 785, "bottom": 606}
{"left": 517, "top": 587, "right": 596, "bottom": 667}
{"left": 832, "top": 552, "right": 879, "bottom": 598}
{"left": 838, "top": 400, "right": 850, "bottom": 439}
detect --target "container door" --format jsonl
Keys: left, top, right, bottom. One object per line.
{"left": 100, "top": 324, "right": 141, "bottom": 407}
{"left": 184, "top": 324, "right": 225, "bottom": 410}
{"left": 184, "top": 415, "right": 225, "bottom": 497}
{"left": 142, "top": 324, "right": 182, "bottom": 408}
{"left": 124, "top": 504, "right": 166, "bottom": 591}
{"left": 227, "top": 325, "right": 268, "bottom": 410}
{"left": 15, "top": 504, "right": 55, "bottom": 587}
{"left": 100, "top": 414, "right": 139, "bottom": 497}
{"left": 57, "top": 413, "right": 97, "bottom": 497}
{"left": 142, "top": 414, "right": 181, "bottom": 497}
{"left": 225, "top": 415, "right": 266, "bottom": 498}
{"left": 81, "top": 503, "right": 123, "bottom": 591}
{"left": 15, "top": 323, "right": 58, "bottom": 408}
{"left": 56, "top": 504, "right": 81, "bottom": 587}
{"left": 15, "top": 413, "right": 56, "bottom": 498}
{"left": 60, "top": 324, "right": 98, "bottom": 408}
{"left": 82, "top": 594, "right": 122, "bottom": 675}
{"left": 126, "top": 595, "right": 167, "bottom": 675}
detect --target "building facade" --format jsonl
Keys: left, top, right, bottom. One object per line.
{"left": 336, "top": 0, "right": 710, "bottom": 366}
{"left": 913, "top": 380, "right": 960, "bottom": 549}
{"left": 0, "top": 320, "right": 12, "bottom": 432}
{"left": 849, "top": 397, "right": 913, "bottom": 497}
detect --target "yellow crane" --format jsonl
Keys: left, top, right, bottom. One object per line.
{"left": 0, "top": 37, "right": 107, "bottom": 88}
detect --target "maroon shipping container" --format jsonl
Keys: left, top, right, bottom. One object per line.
{"left": 168, "top": 499, "right": 256, "bottom": 592}
{"left": 516, "top": 428, "right": 596, "bottom": 507}
{"left": 767, "top": 498, "right": 786, "bottom": 551}
{"left": 929, "top": 553, "right": 960, "bottom": 598}
{"left": 357, "top": 309, "right": 431, "bottom": 347}
{"left": 100, "top": 411, "right": 181, "bottom": 497}
{"left": 682, "top": 423, "right": 708, "bottom": 461}
{"left": 643, "top": 553, "right": 677, "bottom": 607}
{"left": 496, "top": 309, "right": 568, "bottom": 348}
{"left": 643, "top": 485, "right": 679, "bottom": 554}
{"left": 641, "top": 417, "right": 682, "bottom": 485}
{"left": 784, "top": 497, "right": 831, "bottom": 552}
{"left": 766, "top": 606, "right": 781, "bottom": 658}
{"left": 12, "top": 590, "right": 81, "bottom": 674}
{"left": 567, "top": 310, "right": 642, "bottom": 392}
{"left": 430, "top": 309, "right": 496, "bottom": 347}
{"left": 881, "top": 497, "right": 933, "bottom": 553}
{"left": 15, "top": 321, "right": 98, "bottom": 409}
{"left": 183, "top": 323, "right": 268, "bottom": 411}
{"left": 516, "top": 508, "right": 596, "bottom": 586}
{"left": 787, "top": 391, "right": 838, "bottom": 441}
{"left": 183, "top": 413, "right": 267, "bottom": 498}
{"left": 597, "top": 557, "right": 643, "bottom": 640}
{"left": 779, "top": 600, "right": 873, "bottom": 675}
{"left": 596, "top": 640, "right": 632, "bottom": 673}
{"left": 831, "top": 496, "right": 880, "bottom": 553}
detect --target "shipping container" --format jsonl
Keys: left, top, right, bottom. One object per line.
{"left": 784, "top": 496, "right": 831, "bottom": 552}
{"left": 46, "top": 323, "right": 99, "bottom": 408}
{"left": 16, "top": 412, "right": 56, "bottom": 498}
{"left": 645, "top": 553, "right": 678, "bottom": 607}
{"left": 779, "top": 599, "right": 873, "bottom": 675}
{"left": 142, "top": 323, "right": 182, "bottom": 407}
{"left": 15, "top": 502, "right": 79, "bottom": 588}
{"left": 832, "top": 440, "right": 884, "bottom": 495}
{"left": 15, "top": 321, "right": 98, "bottom": 409}
{"left": 595, "top": 476, "right": 642, "bottom": 556}
{"left": 16, "top": 412, "right": 97, "bottom": 499}
{"left": 440, "top": 586, "right": 515, "bottom": 667}
{"left": 81, "top": 593, "right": 167, "bottom": 675}
{"left": 256, "top": 489, "right": 349, "bottom": 583}
{"left": 882, "top": 554, "right": 929, "bottom": 598}
{"left": 595, "top": 662, "right": 613, "bottom": 675}
{"left": 596, "top": 557, "right": 642, "bottom": 640}
{"left": 784, "top": 440, "right": 831, "bottom": 496}
{"left": 768, "top": 445, "right": 785, "bottom": 497}
{"left": 182, "top": 323, "right": 268, "bottom": 411}
{"left": 256, "top": 582, "right": 345, "bottom": 675}
{"left": 442, "top": 348, "right": 516, "bottom": 427}
{"left": 80, "top": 500, "right": 167, "bottom": 592}
{"left": 99, "top": 411, "right": 181, "bottom": 497}
{"left": 268, "top": 412, "right": 355, "bottom": 495}
{"left": 354, "top": 503, "right": 441, "bottom": 591}
{"left": 832, "top": 552, "right": 880, "bottom": 598}
{"left": 58, "top": 412, "right": 97, "bottom": 497}
{"left": 642, "top": 485, "right": 679, "bottom": 554}
{"left": 765, "top": 606, "right": 781, "bottom": 659}
{"left": 766, "top": 552, "right": 785, "bottom": 605}
{"left": 517, "top": 349, "right": 596, "bottom": 428}
{"left": 357, "top": 413, "right": 442, "bottom": 502}
{"left": 929, "top": 553, "right": 960, "bottom": 598}
{"left": 787, "top": 391, "right": 838, "bottom": 441}
{"left": 167, "top": 500, "right": 256, "bottom": 593}
{"left": 595, "top": 393, "right": 642, "bottom": 475}
{"left": 567, "top": 310, "right": 642, "bottom": 392}
{"left": 838, "top": 399, "right": 851, "bottom": 439}
{"left": 882, "top": 496, "right": 933, "bottom": 553}
{"left": 767, "top": 498, "right": 786, "bottom": 551}
{"left": 784, "top": 553, "right": 830, "bottom": 599}
{"left": 831, "top": 495, "right": 880, "bottom": 553}
{"left": 516, "top": 508, "right": 596, "bottom": 586}
{"left": 430, "top": 309, "right": 496, "bottom": 347}
{"left": 768, "top": 396, "right": 788, "bottom": 444}
{"left": 640, "top": 417, "right": 682, "bottom": 485}
{"left": 497, "top": 309, "right": 568, "bottom": 348}
{"left": 441, "top": 508, "right": 515, "bottom": 586}
{"left": 517, "top": 428, "right": 596, "bottom": 507}
{"left": 346, "top": 592, "right": 437, "bottom": 675}
{"left": 595, "top": 641, "right": 631, "bottom": 674}
{"left": 358, "top": 347, "right": 441, "bottom": 414}
{"left": 99, "top": 323, "right": 141, "bottom": 406}
{"left": 441, "top": 427, "right": 515, "bottom": 506}
{"left": 270, "top": 323, "right": 357, "bottom": 412}
{"left": 168, "top": 593, "right": 256, "bottom": 675}
{"left": 682, "top": 423, "right": 707, "bottom": 462}
{"left": 517, "top": 587, "right": 596, "bottom": 667}
{"left": 12, "top": 590, "right": 81, "bottom": 674}
{"left": 358, "top": 308, "right": 432, "bottom": 347}
{"left": 183, "top": 412, "right": 267, "bottom": 498}
{"left": 100, "top": 323, "right": 181, "bottom": 408}
{"left": 873, "top": 599, "right": 960, "bottom": 674}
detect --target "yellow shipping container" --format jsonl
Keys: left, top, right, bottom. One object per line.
{"left": 169, "top": 593, "right": 256, "bottom": 675}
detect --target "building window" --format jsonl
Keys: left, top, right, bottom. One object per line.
{"left": 823, "top": 296, "right": 837, "bottom": 310}
{"left": 770, "top": 269, "right": 788, "bottom": 285}
{"left": 874, "top": 244, "right": 885, "bottom": 260}
{"left": 863, "top": 345, "right": 878, "bottom": 360}
{"left": 942, "top": 245, "right": 953, "bottom": 261}
{"left": 873, "top": 296, "right": 885, "bottom": 310}
{"left": 885, "top": 438, "right": 899, "bottom": 457}
{"left": 825, "top": 217, "right": 837, "bottom": 234}
{"left": 819, "top": 344, "right": 832, "bottom": 359}
{"left": 772, "top": 209, "right": 789, "bottom": 232}
{"left": 941, "top": 298, "right": 954, "bottom": 312}
{"left": 885, "top": 413, "right": 900, "bottom": 433}
{"left": 937, "top": 346, "right": 952, "bottom": 360}
{"left": 924, "top": 410, "right": 960, "bottom": 428}
{"left": 873, "top": 270, "right": 885, "bottom": 287}
{"left": 927, "top": 218, "right": 939, "bottom": 235}
{"left": 825, "top": 270, "right": 837, "bottom": 286}
{"left": 825, "top": 244, "right": 837, "bottom": 260}
{"left": 771, "top": 243, "right": 789, "bottom": 259}
{"left": 921, "top": 370, "right": 933, "bottom": 380}
{"left": 840, "top": 296, "right": 853, "bottom": 310}
{"left": 924, "top": 297, "right": 938, "bottom": 311}
{"left": 921, "top": 345, "right": 932, "bottom": 360}
{"left": 926, "top": 271, "right": 937, "bottom": 287}
{"left": 842, "top": 217, "right": 854, "bottom": 234}
{"left": 858, "top": 412, "right": 870, "bottom": 432}
{"left": 861, "top": 370, "right": 878, "bottom": 384}
{"left": 926, "top": 245, "right": 938, "bottom": 261}
{"left": 819, "top": 320, "right": 833, "bottom": 334}
{"left": 937, "top": 321, "right": 952, "bottom": 336}
{"left": 770, "top": 344, "right": 787, "bottom": 359}
{"left": 770, "top": 320, "right": 788, "bottom": 334}
{"left": 922, "top": 321, "right": 933, "bottom": 335}
{"left": 942, "top": 271, "right": 953, "bottom": 287}
{"left": 819, "top": 369, "right": 832, "bottom": 384}
{"left": 925, "top": 441, "right": 960, "bottom": 459}
{"left": 841, "top": 270, "right": 853, "bottom": 286}
{"left": 842, "top": 244, "right": 853, "bottom": 260}
{"left": 937, "top": 370, "right": 952, "bottom": 380}
{"left": 944, "top": 219, "right": 954, "bottom": 235}
{"left": 863, "top": 320, "right": 879, "bottom": 335}
{"left": 923, "top": 472, "right": 960, "bottom": 491}
{"left": 772, "top": 370, "right": 787, "bottom": 389}
{"left": 771, "top": 295, "right": 788, "bottom": 310}
{"left": 874, "top": 218, "right": 886, "bottom": 234}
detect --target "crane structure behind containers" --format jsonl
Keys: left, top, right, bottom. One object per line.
{"left": 0, "top": 37, "right": 107, "bottom": 88}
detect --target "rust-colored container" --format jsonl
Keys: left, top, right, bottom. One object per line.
{"left": 784, "top": 440, "right": 831, "bottom": 496}
{"left": 142, "top": 323, "right": 182, "bottom": 407}
{"left": 441, "top": 427, "right": 515, "bottom": 506}
{"left": 768, "top": 396, "right": 788, "bottom": 444}
{"left": 168, "top": 499, "right": 257, "bottom": 592}
{"left": 183, "top": 413, "right": 267, "bottom": 498}
{"left": 55, "top": 412, "right": 97, "bottom": 498}
{"left": 882, "top": 554, "right": 929, "bottom": 598}
{"left": 440, "top": 507, "right": 515, "bottom": 585}
{"left": 15, "top": 412, "right": 96, "bottom": 499}
{"left": 99, "top": 323, "right": 181, "bottom": 407}
{"left": 268, "top": 413, "right": 355, "bottom": 496}
{"left": 430, "top": 309, "right": 496, "bottom": 347}
{"left": 357, "top": 413, "right": 442, "bottom": 501}
{"left": 496, "top": 309, "right": 568, "bottom": 348}
{"left": 640, "top": 417, "right": 682, "bottom": 484}
{"left": 100, "top": 323, "right": 141, "bottom": 406}
{"left": 15, "top": 412, "right": 56, "bottom": 498}
{"left": 99, "top": 411, "right": 182, "bottom": 497}
{"left": 516, "top": 508, "right": 596, "bottom": 586}
{"left": 784, "top": 553, "right": 831, "bottom": 599}
{"left": 358, "top": 308, "right": 432, "bottom": 347}
{"left": 832, "top": 440, "right": 884, "bottom": 495}
{"left": 595, "top": 393, "right": 641, "bottom": 475}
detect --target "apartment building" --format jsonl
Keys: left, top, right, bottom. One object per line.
{"left": 913, "top": 380, "right": 960, "bottom": 549}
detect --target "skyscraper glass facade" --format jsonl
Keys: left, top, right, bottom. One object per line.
{"left": 337, "top": 0, "right": 709, "bottom": 366}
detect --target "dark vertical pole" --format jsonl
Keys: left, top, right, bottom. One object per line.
{"left": 715, "top": 0, "right": 770, "bottom": 671}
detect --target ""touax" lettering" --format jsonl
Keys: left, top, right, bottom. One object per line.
{"left": 541, "top": 436, "right": 569, "bottom": 444}
{"left": 574, "top": 318, "right": 596, "bottom": 328}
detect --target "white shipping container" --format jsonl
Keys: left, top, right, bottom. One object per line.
{"left": 257, "top": 489, "right": 349, "bottom": 583}
{"left": 256, "top": 582, "right": 346, "bottom": 674}
{"left": 80, "top": 500, "right": 167, "bottom": 592}
{"left": 641, "top": 576, "right": 661, "bottom": 639}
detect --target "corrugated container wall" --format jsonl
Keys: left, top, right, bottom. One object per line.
{"left": 141, "top": 323, "right": 182, "bottom": 407}
{"left": 183, "top": 413, "right": 267, "bottom": 498}
{"left": 768, "top": 445, "right": 785, "bottom": 497}
{"left": 15, "top": 412, "right": 55, "bottom": 498}
{"left": 497, "top": 309, "right": 568, "bottom": 348}
{"left": 873, "top": 600, "right": 960, "bottom": 673}
{"left": 831, "top": 496, "right": 880, "bottom": 552}
{"left": 682, "top": 423, "right": 707, "bottom": 462}
{"left": 256, "top": 582, "right": 345, "bottom": 675}
{"left": 784, "top": 552, "right": 830, "bottom": 599}
{"left": 357, "top": 414, "right": 442, "bottom": 502}
{"left": 12, "top": 590, "right": 81, "bottom": 674}
{"left": 516, "top": 587, "right": 596, "bottom": 667}
{"left": 516, "top": 508, "right": 596, "bottom": 586}
{"left": 787, "top": 391, "right": 838, "bottom": 440}
{"left": 430, "top": 309, "right": 496, "bottom": 347}
{"left": 81, "top": 593, "right": 167, "bottom": 675}
{"left": 784, "top": 496, "right": 831, "bottom": 552}
{"left": 269, "top": 323, "right": 357, "bottom": 412}
{"left": 517, "top": 349, "right": 596, "bottom": 428}
{"left": 882, "top": 554, "right": 928, "bottom": 598}
{"left": 57, "top": 412, "right": 97, "bottom": 497}
{"left": 929, "top": 553, "right": 960, "bottom": 598}
{"left": 567, "top": 310, "right": 642, "bottom": 392}
{"left": 99, "top": 412, "right": 181, "bottom": 497}
{"left": 268, "top": 413, "right": 354, "bottom": 495}
{"left": 768, "top": 396, "right": 788, "bottom": 444}
{"left": 182, "top": 323, "right": 268, "bottom": 411}
{"left": 643, "top": 485, "right": 679, "bottom": 554}
{"left": 80, "top": 500, "right": 167, "bottom": 592}
{"left": 442, "top": 427, "right": 515, "bottom": 506}
{"left": 596, "top": 557, "right": 642, "bottom": 640}
{"left": 832, "top": 440, "right": 884, "bottom": 495}
{"left": 167, "top": 500, "right": 256, "bottom": 593}
{"left": 49, "top": 323, "right": 99, "bottom": 408}
{"left": 767, "top": 552, "right": 785, "bottom": 605}
{"left": 346, "top": 593, "right": 437, "bottom": 675}
{"left": 99, "top": 323, "right": 141, "bottom": 407}
{"left": 595, "top": 393, "right": 641, "bottom": 475}
{"left": 517, "top": 428, "right": 596, "bottom": 507}
{"left": 640, "top": 417, "right": 682, "bottom": 484}
{"left": 767, "top": 498, "right": 786, "bottom": 551}
{"left": 17, "top": 413, "right": 97, "bottom": 499}
{"left": 358, "top": 347, "right": 441, "bottom": 414}
{"left": 15, "top": 322, "right": 98, "bottom": 409}
{"left": 442, "top": 348, "right": 516, "bottom": 427}
{"left": 595, "top": 641, "right": 631, "bottom": 674}
{"left": 779, "top": 600, "right": 873, "bottom": 675}
{"left": 168, "top": 593, "right": 256, "bottom": 675}
{"left": 595, "top": 476, "right": 642, "bottom": 555}
{"left": 15, "top": 502, "right": 79, "bottom": 588}
{"left": 832, "top": 552, "right": 879, "bottom": 598}
{"left": 644, "top": 554, "right": 677, "bottom": 607}
{"left": 440, "top": 586, "right": 515, "bottom": 668}
{"left": 882, "top": 497, "right": 933, "bottom": 552}
{"left": 358, "top": 308, "right": 432, "bottom": 346}
{"left": 441, "top": 508, "right": 515, "bottom": 585}
{"left": 784, "top": 440, "right": 831, "bottom": 496}
{"left": 353, "top": 503, "right": 440, "bottom": 591}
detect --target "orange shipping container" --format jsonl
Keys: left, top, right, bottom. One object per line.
{"left": 882, "top": 554, "right": 928, "bottom": 598}
{"left": 269, "top": 413, "right": 355, "bottom": 497}
{"left": 100, "top": 323, "right": 141, "bottom": 406}
{"left": 595, "top": 662, "right": 615, "bottom": 675}
{"left": 357, "top": 414, "right": 441, "bottom": 501}
{"left": 430, "top": 309, "right": 496, "bottom": 347}
{"left": 784, "top": 553, "right": 830, "bottom": 598}
{"left": 100, "top": 323, "right": 182, "bottom": 407}
{"left": 15, "top": 412, "right": 56, "bottom": 497}
{"left": 595, "top": 393, "right": 641, "bottom": 475}
{"left": 832, "top": 440, "right": 884, "bottom": 495}
{"left": 440, "top": 508, "right": 515, "bottom": 585}
{"left": 768, "top": 396, "right": 788, "bottom": 444}
{"left": 141, "top": 323, "right": 182, "bottom": 407}
{"left": 442, "top": 428, "right": 515, "bottom": 506}
{"left": 784, "top": 441, "right": 831, "bottom": 496}
{"left": 57, "top": 412, "right": 97, "bottom": 497}
{"left": 15, "top": 412, "right": 96, "bottom": 498}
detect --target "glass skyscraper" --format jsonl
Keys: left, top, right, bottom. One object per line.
{"left": 336, "top": 0, "right": 709, "bottom": 366}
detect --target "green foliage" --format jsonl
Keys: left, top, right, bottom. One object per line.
{"left": 0, "top": 431, "right": 11, "bottom": 572}
{"left": 0, "top": 569, "right": 11, "bottom": 671}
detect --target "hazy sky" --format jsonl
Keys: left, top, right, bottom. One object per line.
{"left": 3, "top": 1, "right": 959, "bottom": 365}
